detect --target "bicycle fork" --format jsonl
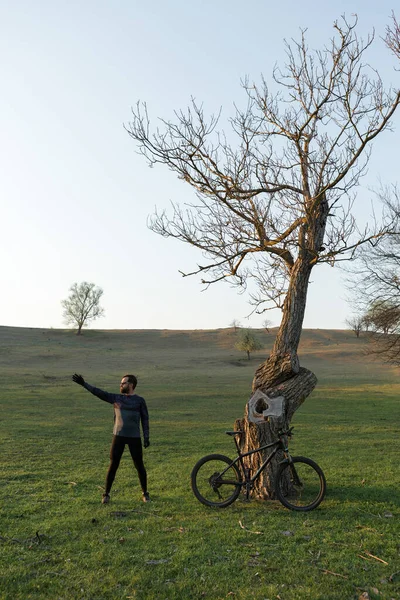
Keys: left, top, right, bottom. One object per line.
{"left": 282, "top": 453, "right": 303, "bottom": 488}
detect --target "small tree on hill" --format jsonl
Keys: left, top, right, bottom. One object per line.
{"left": 236, "top": 330, "right": 263, "bottom": 360}
{"left": 262, "top": 318, "right": 272, "bottom": 333}
{"left": 62, "top": 282, "right": 105, "bottom": 335}
{"left": 230, "top": 319, "right": 241, "bottom": 332}
{"left": 345, "top": 315, "right": 364, "bottom": 338}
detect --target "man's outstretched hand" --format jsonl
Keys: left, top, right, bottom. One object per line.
{"left": 144, "top": 438, "right": 150, "bottom": 449}
{"left": 72, "top": 373, "right": 85, "bottom": 386}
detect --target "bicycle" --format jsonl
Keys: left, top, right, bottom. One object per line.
{"left": 191, "top": 427, "right": 326, "bottom": 511}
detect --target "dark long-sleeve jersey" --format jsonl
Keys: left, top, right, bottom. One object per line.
{"left": 83, "top": 382, "right": 149, "bottom": 439}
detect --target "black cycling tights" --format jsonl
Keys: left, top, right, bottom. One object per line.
{"left": 105, "top": 435, "right": 147, "bottom": 494}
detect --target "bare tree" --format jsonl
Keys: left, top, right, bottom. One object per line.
{"left": 345, "top": 315, "right": 364, "bottom": 338}
{"left": 235, "top": 329, "right": 263, "bottom": 360}
{"left": 365, "top": 300, "right": 400, "bottom": 334}
{"left": 262, "top": 318, "right": 272, "bottom": 333}
{"left": 127, "top": 16, "right": 400, "bottom": 498}
{"left": 62, "top": 282, "right": 105, "bottom": 335}
{"left": 385, "top": 11, "right": 400, "bottom": 61}
{"left": 347, "top": 187, "right": 400, "bottom": 362}
{"left": 230, "top": 319, "right": 242, "bottom": 332}
{"left": 362, "top": 313, "right": 372, "bottom": 332}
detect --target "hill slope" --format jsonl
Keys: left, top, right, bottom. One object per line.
{"left": 0, "top": 324, "right": 397, "bottom": 392}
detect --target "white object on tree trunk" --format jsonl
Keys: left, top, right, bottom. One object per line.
{"left": 247, "top": 390, "right": 286, "bottom": 422}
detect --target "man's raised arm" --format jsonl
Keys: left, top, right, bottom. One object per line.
{"left": 72, "top": 373, "right": 115, "bottom": 404}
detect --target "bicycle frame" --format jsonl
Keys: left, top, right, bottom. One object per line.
{"left": 221, "top": 433, "right": 291, "bottom": 487}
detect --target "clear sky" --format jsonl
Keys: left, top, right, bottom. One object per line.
{"left": 1, "top": 1, "right": 399, "bottom": 331}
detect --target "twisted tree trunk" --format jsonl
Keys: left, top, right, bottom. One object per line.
{"left": 234, "top": 368, "right": 317, "bottom": 498}
{"left": 234, "top": 252, "right": 319, "bottom": 499}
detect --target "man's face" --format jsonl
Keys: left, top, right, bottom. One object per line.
{"left": 120, "top": 377, "right": 131, "bottom": 394}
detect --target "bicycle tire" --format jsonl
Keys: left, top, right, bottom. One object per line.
{"left": 191, "top": 454, "right": 242, "bottom": 508}
{"left": 275, "top": 456, "right": 326, "bottom": 511}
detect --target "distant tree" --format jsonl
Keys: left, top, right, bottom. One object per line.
{"left": 235, "top": 329, "right": 263, "bottom": 360}
{"left": 347, "top": 191, "right": 400, "bottom": 362}
{"left": 230, "top": 319, "right": 241, "bottom": 332}
{"left": 345, "top": 315, "right": 364, "bottom": 338}
{"left": 262, "top": 318, "right": 272, "bottom": 333}
{"left": 61, "top": 282, "right": 105, "bottom": 335}
{"left": 365, "top": 300, "right": 400, "bottom": 335}
{"left": 362, "top": 314, "right": 372, "bottom": 332}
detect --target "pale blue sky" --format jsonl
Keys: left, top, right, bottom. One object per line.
{"left": 1, "top": 1, "right": 399, "bottom": 330}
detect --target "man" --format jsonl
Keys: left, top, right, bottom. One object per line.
{"left": 72, "top": 373, "right": 150, "bottom": 503}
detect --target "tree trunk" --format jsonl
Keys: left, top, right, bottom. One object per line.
{"left": 234, "top": 253, "right": 318, "bottom": 499}
{"left": 234, "top": 367, "right": 317, "bottom": 498}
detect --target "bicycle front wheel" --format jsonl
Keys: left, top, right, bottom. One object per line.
{"left": 275, "top": 456, "right": 326, "bottom": 511}
{"left": 191, "top": 454, "right": 242, "bottom": 508}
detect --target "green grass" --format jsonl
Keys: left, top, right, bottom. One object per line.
{"left": 0, "top": 325, "right": 399, "bottom": 600}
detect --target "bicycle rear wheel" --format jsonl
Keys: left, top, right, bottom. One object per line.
{"left": 191, "top": 454, "right": 242, "bottom": 508}
{"left": 275, "top": 456, "right": 326, "bottom": 511}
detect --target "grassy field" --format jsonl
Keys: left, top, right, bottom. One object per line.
{"left": 0, "top": 325, "right": 399, "bottom": 600}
